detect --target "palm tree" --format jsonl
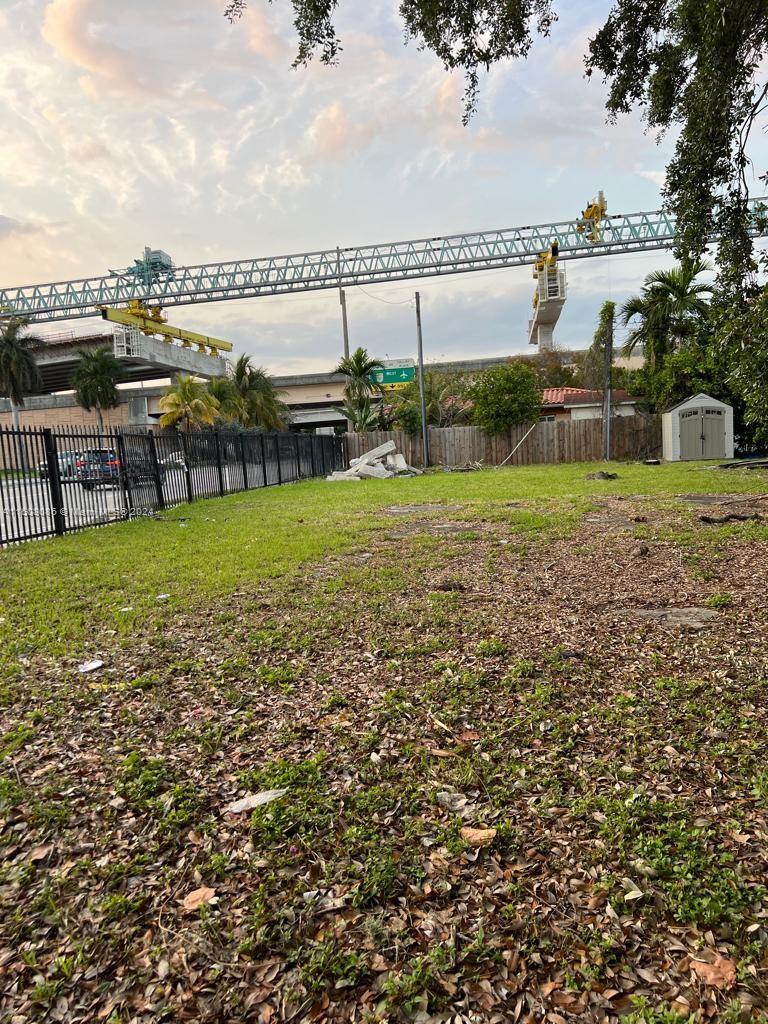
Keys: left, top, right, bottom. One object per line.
{"left": 230, "top": 355, "right": 288, "bottom": 429}
{"left": 334, "top": 397, "right": 381, "bottom": 432}
{"left": 335, "top": 347, "right": 384, "bottom": 403}
{"left": 72, "top": 346, "right": 122, "bottom": 433}
{"left": 0, "top": 317, "right": 42, "bottom": 430}
{"left": 207, "top": 375, "right": 238, "bottom": 422}
{"left": 159, "top": 375, "right": 219, "bottom": 431}
{"left": 621, "top": 258, "right": 712, "bottom": 368}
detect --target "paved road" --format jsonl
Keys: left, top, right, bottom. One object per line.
{"left": 0, "top": 460, "right": 296, "bottom": 543}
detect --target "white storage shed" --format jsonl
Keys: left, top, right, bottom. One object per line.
{"left": 662, "top": 393, "right": 734, "bottom": 462}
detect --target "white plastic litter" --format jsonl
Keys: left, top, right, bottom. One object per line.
{"left": 224, "top": 789, "right": 288, "bottom": 814}
{"left": 78, "top": 659, "right": 104, "bottom": 674}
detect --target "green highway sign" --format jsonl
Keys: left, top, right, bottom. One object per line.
{"left": 371, "top": 366, "right": 416, "bottom": 386}
{"left": 370, "top": 362, "right": 415, "bottom": 389}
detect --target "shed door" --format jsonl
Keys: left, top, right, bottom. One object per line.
{"left": 679, "top": 407, "right": 725, "bottom": 460}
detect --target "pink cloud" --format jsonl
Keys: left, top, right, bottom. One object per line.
{"left": 41, "top": 0, "right": 146, "bottom": 93}
{"left": 304, "top": 102, "right": 376, "bottom": 161}
{"left": 244, "top": 6, "right": 289, "bottom": 62}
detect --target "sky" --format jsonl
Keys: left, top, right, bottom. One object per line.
{"left": 0, "top": 0, "right": 762, "bottom": 374}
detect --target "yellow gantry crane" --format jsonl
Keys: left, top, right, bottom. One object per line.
{"left": 99, "top": 300, "right": 233, "bottom": 355}
{"left": 576, "top": 190, "right": 608, "bottom": 243}
{"left": 528, "top": 191, "right": 607, "bottom": 350}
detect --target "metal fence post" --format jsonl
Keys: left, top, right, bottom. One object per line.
{"left": 215, "top": 431, "right": 225, "bottom": 497}
{"left": 42, "top": 429, "right": 66, "bottom": 536}
{"left": 239, "top": 434, "right": 249, "bottom": 491}
{"left": 146, "top": 431, "right": 166, "bottom": 511}
{"left": 276, "top": 434, "right": 283, "bottom": 485}
{"left": 115, "top": 432, "right": 132, "bottom": 519}
{"left": 310, "top": 435, "right": 317, "bottom": 478}
{"left": 259, "top": 433, "right": 268, "bottom": 487}
{"left": 179, "top": 432, "right": 194, "bottom": 503}
{"left": 294, "top": 433, "right": 301, "bottom": 480}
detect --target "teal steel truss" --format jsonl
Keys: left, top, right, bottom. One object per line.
{"left": 3, "top": 199, "right": 766, "bottom": 323}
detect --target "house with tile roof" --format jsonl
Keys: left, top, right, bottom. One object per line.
{"left": 540, "top": 388, "right": 638, "bottom": 422}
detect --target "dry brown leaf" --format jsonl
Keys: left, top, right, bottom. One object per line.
{"left": 182, "top": 886, "right": 216, "bottom": 912}
{"left": 28, "top": 844, "right": 53, "bottom": 862}
{"left": 690, "top": 955, "right": 737, "bottom": 990}
{"left": 460, "top": 826, "right": 497, "bottom": 847}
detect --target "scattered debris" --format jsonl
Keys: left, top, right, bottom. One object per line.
{"left": 644, "top": 458, "right": 661, "bottom": 465}
{"left": 156, "top": 593, "right": 171, "bottom": 601}
{"left": 586, "top": 470, "right": 619, "bottom": 480}
{"left": 632, "top": 543, "right": 650, "bottom": 557}
{"left": 78, "top": 659, "right": 104, "bottom": 674}
{"left": 700, "top": 511, "right": 764, "bottom": 524}
{"left": 224, "top": 789, "right": 288, "bottom": 815}
{"left": 327, "top": 440, "right": 423, "bottom": 481}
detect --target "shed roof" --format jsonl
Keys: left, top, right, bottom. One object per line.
{"left": 664, "top": 392, "right": 732, "bottom": 414}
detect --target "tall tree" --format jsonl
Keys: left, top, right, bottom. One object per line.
{"left": 583, "top": 301, "right": 617, "bottom": 390}
{"left": 72, "top": 346, "right": 123, "bottom": 433}
{"left": 159, "top": 376, "right": 220, "bottom": 431}
{"left": 620, "top": 259, "right": 712, "bottom": 369}
{"left": 0, "top": 318, "right": 42, "bottom": 430}
{"left": 467, "top": 363, "right": 541, "bottom": 435}
{"left": 224, "top": 1, "right": 556, "bottom": 121}
{"left": 230, "top": 355, "right": 289, "bottom": 429}
{"left": 226, "top": 1, "right": 768, "bottom": 283}
{"left": 335, "top": 347, "right": 384, "bottom": 404}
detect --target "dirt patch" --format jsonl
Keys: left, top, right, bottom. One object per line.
{"left": 384, "top": 503, "right": 463, "bottom": 515}
{"left": 389, "top": 520, "right": 477, "bottom": 536}
{"left": 627, "top": 606, "right": 720, "bottom": 629}
{"left": 678, "top": 493, "right": 746, "bottom": 504}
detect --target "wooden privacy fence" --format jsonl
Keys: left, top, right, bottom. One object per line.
{"left": 346, "top": 415, "right": 661, "bottom": 468}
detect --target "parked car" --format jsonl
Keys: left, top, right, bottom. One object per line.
{"left": 38, "top": 451, "right": 80, "bottom": 481}
{"left": 76, "top": 449, "right": 121, "bottom": 490}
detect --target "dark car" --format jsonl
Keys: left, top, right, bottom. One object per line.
{"left": 76, "top": 449, "right": 121, "bottom": 490}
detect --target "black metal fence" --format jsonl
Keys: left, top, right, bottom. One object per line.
{"left": 0, "top": 426, "right": 344, "bottom": 546}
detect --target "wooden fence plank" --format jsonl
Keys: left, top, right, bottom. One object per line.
{"left": 342, "top": 415, "right": 659, "bottom": 468}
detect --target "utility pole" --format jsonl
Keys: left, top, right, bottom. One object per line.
{"left": 336, "top": 247, "right": 350, "bottom": 359}
{"left": 415, "top": 291, "right": 430, "bottom": 468}
{"left": 602, "top": 306, "right": 614, "bottom": 461}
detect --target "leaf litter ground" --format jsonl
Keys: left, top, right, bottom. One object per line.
{"left": 3, "top": 479, "right": 768, "bottom": 1023}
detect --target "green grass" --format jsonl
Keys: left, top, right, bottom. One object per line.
{"left": 0, "top": 460, "right": 760, "bottom": 662}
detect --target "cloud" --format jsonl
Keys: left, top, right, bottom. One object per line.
{"left": 244, "top": 6, "right": 289, "bottom": 62}
{"left": 0, "top": 215, "right": 41, "bottom": 239}
{"left": 637, "top": 168, "right": 666, "bottom": 188}
{"left": 303, "top": 102, "right": 376, "bottom": 162}
{"left": 41, "top": 0, "right": 145, "bottom": 93}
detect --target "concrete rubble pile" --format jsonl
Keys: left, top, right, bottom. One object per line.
{"left": 326, "top": 440, "right": 423, "bottom": 482}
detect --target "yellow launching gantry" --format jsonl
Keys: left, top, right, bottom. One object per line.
{"left": 99, "top": 300, "right": 233, "bottom": 355}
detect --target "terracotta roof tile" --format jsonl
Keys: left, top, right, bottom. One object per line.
{"left": 541, "top": 387, "right": 635, "bottom": 407}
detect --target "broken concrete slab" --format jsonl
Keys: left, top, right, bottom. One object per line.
{"left": 326, "top": 472, "right": 362, "bottom": 482}
{"left": 385, "top": 453, "right": 409, "bottom": 472}
{"left": 356, "top": 463, "right": 393, "bottom": 479}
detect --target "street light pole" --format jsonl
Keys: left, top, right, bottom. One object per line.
{"left": 336, "top": 246, "right": 350, "bottom": 360}
{"left": 415, "top": 291, "right": 430, "bottom": 468}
